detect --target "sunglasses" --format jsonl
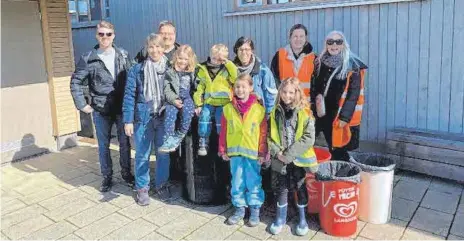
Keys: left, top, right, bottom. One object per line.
{"left": 98, "top": 32, "right": 113, "bottom": 37}
{"left": 326, "top": 39, "right": 344, "bottom": 45}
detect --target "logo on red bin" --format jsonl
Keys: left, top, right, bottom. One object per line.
{"left": 333, "top": 201, "right": 357, "bottom": 218}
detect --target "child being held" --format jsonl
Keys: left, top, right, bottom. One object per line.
{"left": 159, "top": 45, "right": 198, "bottom": 152}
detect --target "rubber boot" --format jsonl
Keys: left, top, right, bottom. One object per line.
{"left": 269, "top": 203, "right": 287, "bottom": 235}
{"left": 295, "top": 203, "right": 309, "bottom": 236}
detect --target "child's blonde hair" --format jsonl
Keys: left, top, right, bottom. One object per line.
{"left": 210, "top": 44, "right": 229, "bottom": 59}
{"left": 235, "top": 73, "right": 253, "bottom": 87}
{"left": 145, "top": 33, "right": 165, "bottom": 49}
{"left": 172, "top": 45, "right": 198, "bottom": 72}
{"left": 278, "top": 77, "right": 309, "bottom": 109}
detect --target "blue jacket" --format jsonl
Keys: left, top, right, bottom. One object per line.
{"left": 235, "top": 57, "right": 278, "bottom": 114}
{"left": 122, "top": 61, "right": 167, "bottom": 124}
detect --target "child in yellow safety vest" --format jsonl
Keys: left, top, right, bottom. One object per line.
{"left": 268, "top": 77, "right": 317, "bottom": 236}
{"left": 218, "top": 73, "right": 268, "bottom": 227}
{"left": 193, "top": 44, "right": 238, "bottom": 156}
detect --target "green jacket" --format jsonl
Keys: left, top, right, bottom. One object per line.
{"left": 164, "top": 67, "right": 196, "bottom": 105}
{"left": 268, "top": 105, "right": 316, "bottom": 173}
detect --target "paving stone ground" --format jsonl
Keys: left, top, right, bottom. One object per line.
{"left": 1, "top": 144, "right": 463, "bottom": 240}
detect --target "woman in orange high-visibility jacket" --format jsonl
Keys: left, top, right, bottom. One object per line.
{"left": 270, "top": 24, "right": 316, "bottom": 99}
{"left": 312, "top": 31, "right": 367, "bottom": 161}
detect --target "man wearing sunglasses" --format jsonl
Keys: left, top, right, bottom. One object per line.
{"left": 70, "top": 20, "right": 135, "bottom": 192}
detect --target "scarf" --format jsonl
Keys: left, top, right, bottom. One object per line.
{"left": 320, "top": 53, "right": 343, "bottom": 69}
{"left": 143, "top": 56, "right": 167, "bottom": 113}
{"left": 235, "top": 55, "right": 256, "bottom": 76}
{"left": 234, "top": 94, "right": 257, "bottom": 116}
{"left": 206, "top": 59, "right": 223, "bottom": 80}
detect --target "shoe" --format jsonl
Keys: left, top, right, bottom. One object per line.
{"left": 136, "top": 187, "right": 150, "bottom": 206}
{"left": 99, "top": 177, "right": 113, "bottom": 192}
{"left": 248, "top": 206, "right": 261, "bottom": 227}
{"left": 159, "top": 136, "right": 177, "bottom": 153}
{"left": 269, "top": 202, "right": 288, "bottom": 235}
{"left": 295, "top": 204, "right": 309, "bottom": 236}
{"left": 226, "top": 207, "right": 245, "bottom": 225}
{"left": 121, "top": 171, "right": 135, "bottom": 188}
{"left": 153, "top": 185, "right": 172, "bottom": 202}
{"left": 197, "top": 138, "right": 208, "bottom": 156}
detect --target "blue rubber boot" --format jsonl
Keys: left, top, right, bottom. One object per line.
{"left": 295, "top": 203, "right": 309, "bottom": 236}
{"left": 227, "top": 206, "right": 245, "bottom": 225}
{"left": 248, "top": 206, "right": 261, "bottom": 227}
{"left": 269, "top": 203, "right": 287, "bottom": 235}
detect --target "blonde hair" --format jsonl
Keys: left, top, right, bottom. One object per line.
{"left": 145, "top": 33, "right": 165, "bottom": 49}
{"left": 316, "top": 30, "right": 360, "bottom": 79}
{"left": 172, "top": 45, "right": 198, "bottom": 72}
{"left": 210, "top": 44, "right": 229, "bottom": 59}
{"left": 97, "top": 20, "right": 114, "bottom": 31}
{"left": 235, "top": 73, "right": 253, "bottom": 87}
{"left": 278, "top": 77, "right": 309, "bottom": 109}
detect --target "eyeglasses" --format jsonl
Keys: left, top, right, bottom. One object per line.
{"left": 238, "top": 48, "right": 252, "bottom": 53}
{"left": 326, "top": 39, "right": 344, "bottom": 45}
{"left": 98, "top": 32, "right": 113, "bottom": 37}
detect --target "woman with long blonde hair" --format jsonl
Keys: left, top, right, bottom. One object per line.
{"left": 313, "top": 30, "right": 367, "bottom": 161}
{"left": 268, "top": 77, "right": 317, "bottom": 236}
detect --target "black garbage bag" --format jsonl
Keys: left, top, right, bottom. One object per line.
{"left": 350, "top": 153, "right": 396, "bottom": 172}
{"left": 315, "top": 161, "right": 361, "bottom": 183}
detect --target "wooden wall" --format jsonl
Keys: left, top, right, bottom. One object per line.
{"left": 40, "top": 0, "right": 80, "bottom": 136}
{"left": 71, "top": 0, "right": 464, "bottom": 143}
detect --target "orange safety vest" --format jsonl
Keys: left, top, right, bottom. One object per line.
{"left": 278, "top": 48, "right": 316, "bottom": 98}
{"left": 332, "top": 69, "right": 366, "bottom": 148}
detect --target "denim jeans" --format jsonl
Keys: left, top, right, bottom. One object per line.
{"left": 198, "top": 104, "right": 223, "bottom": 145}
{"left": 230, "top": 156, "right": 264, "bottom": 208}
{"left": 133, "top": 113, "right": 170, "bottom": 190}
{"left": 92, "top": 111, "right": 131, "bottom": 178}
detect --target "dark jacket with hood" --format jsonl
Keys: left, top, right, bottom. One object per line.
{"left": 70, "top": 44, "right": 133, "bottom": 115}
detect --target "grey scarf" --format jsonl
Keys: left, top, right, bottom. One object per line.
{"left": 143, "top": 56, "right": 167, "bottom": 113}
{"left": 321, "top": 53, "right": 343, "bottom": 69}
{"left": 237, "top": 55, "right": 256, "bottom": 76}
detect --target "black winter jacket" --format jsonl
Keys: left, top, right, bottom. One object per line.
{"left": 70, "top": 45, "right": 133, "bottom": 115}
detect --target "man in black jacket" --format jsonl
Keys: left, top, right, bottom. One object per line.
{"left": 70, "top": 21, "right": 134, "bottom": 192}
{"left": 134, "top": 20, "right": 180, "bottom": 63}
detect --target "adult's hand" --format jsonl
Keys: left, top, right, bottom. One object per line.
{"left": 339, "top": 120, "right": 348, "bottom": 128}
{"left": 124, "top": 123, "right": 134, "bottom": 137}
{"left": 174, "top": 99, "right": 183, "bottom": 109}
{"left": 81, "top": 105, "right": 94, "bottom": 114}
{"left": 195, "top": 107, "right": 202, "bottom": 116}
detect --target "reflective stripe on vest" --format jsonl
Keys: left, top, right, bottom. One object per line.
{"left": 270, "top": 108, "right": 317, "bottom": 167}
{"left": 223, "top": 102, "right": 265, "bottom": 160}
{"left": 332, "top": 69, "right": 366, "bottom": 148}
{"left": 278, "top": 48, "right": 315, "bottom": 98}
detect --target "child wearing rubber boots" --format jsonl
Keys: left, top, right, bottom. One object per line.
{"left": 159, "top": 45, "right": 197, "bottom": 153}
{"left": 268, "top": 77, "right": 318, "bottom": 236}
{"left": 218, "top": 73, "right": 268, "bottom": 227}
{"left": 193, "top": 44, "right": 238, "bottom": 156}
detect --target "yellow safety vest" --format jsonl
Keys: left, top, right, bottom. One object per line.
{"left": 223, "top": 102, "right": 265, "bottom": 160}
{"left": 270, "top": 108, "right": 317, "bottom": 167}
{"left": 193, "top": 61, "right": 238, "bottom": 107}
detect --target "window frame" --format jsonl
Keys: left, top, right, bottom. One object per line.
{"left": 228, "top": 0, "right": 423, "bottom": 17}
{"left": 70, "top": 0, "right": 109, "bottom": 29}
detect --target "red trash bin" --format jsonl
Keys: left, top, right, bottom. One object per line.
{"left": 306, "top": 147, "right": 331, "bottom": 214}
{"left": 318, "top": 161, "right": 361, "bottom": 237}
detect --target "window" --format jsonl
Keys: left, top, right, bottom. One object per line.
{"left": 69, "top": 0, "right": 109, "bottom": 27}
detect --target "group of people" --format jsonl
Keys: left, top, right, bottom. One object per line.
{"left": 70, "top": 20, "right": 367, "bottom": 236}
